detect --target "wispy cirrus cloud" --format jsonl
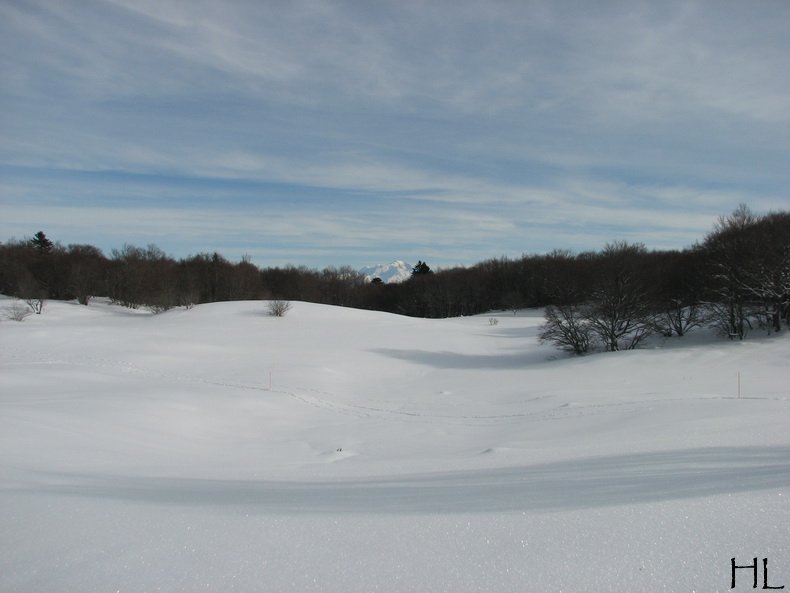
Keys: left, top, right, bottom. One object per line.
{"left": 1, "top": 0, "right": 788, "bottom": 268}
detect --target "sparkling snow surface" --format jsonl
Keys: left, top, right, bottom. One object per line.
{"left": 1, "top": 299, "right": 788, "bottom": 592}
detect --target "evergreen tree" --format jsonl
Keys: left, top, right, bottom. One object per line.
{"left": 411, "top": 260, "right": 432, "bottom": 275}
{"left": 30, "top": 231, "right": 53, "bottom": 254}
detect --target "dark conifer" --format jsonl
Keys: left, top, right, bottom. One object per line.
{"left": 411, "top": 261, "right": 432, "bottom": 275}
{"left": 30, "top": 231, "right": 53, "bottom": 254}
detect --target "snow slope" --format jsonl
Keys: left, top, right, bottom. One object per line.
{"left": 1, "top": 298, "right": 788, "bottom": 592}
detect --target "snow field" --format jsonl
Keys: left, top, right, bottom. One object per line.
{"left": 1, "top": 298, "right": 788, "bottom": 592}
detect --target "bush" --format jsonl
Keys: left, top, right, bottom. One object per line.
{"left": 268, "top": 299, "right": 292, "bottom": 317}
{"left": 4, "top": 300, "right": 33, "bottom": 322}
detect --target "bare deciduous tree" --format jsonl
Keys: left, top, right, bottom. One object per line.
{"left": 585, "top": 242, "right": 657, "bottom": 351}
{"left": 16, "top": 272, "right": 46, "bottom": 315}
{"left": 539, "top": 304, "right": 593, "bottom": 355}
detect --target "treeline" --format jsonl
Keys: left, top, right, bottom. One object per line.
{"left": 535, "top": 205, "right": 790, "bottom": 351}
{"left": 0, "top": 238, "right": 371, "bottom": 313}
{"left": 1, "top": 206, "right": 788, "bottom": 347}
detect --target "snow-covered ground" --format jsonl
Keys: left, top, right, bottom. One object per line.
{"left": 1, "top": 298, "right": 788, "bottom": 592}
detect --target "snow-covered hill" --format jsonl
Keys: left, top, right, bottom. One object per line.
{"left": 1, "top": 298, "right": 788, "bottom": 592}
{"left": 359, "top": 260, "right": 412, "bottom": 283}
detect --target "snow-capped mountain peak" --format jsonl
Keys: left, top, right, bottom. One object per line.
{"left": 359, "top": 260, "right": 412, "bottom": 283}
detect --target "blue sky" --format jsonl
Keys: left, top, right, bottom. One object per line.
{"left": 2, "top": 0, "right": 789, "bottom": 269}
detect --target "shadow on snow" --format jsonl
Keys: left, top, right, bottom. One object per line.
{"left": 15, "top": 445, "right": 790, "bottom": 514}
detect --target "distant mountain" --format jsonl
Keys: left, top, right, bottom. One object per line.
{"left": 359, "top": 260, "right": 412, "bottom": 284}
